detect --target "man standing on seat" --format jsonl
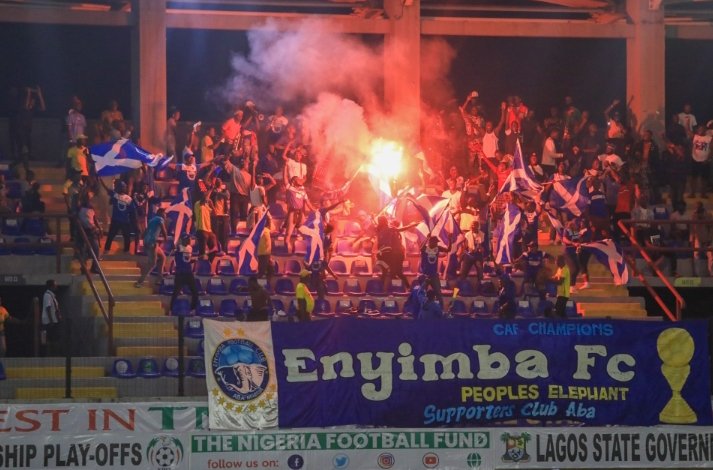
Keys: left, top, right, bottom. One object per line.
{"left": 170, "top": 234, "right": 198, "bottom": 315}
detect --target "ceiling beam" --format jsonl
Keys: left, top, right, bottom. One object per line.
{"left": 421, "top": 17, "right": 634, "bottom": 38}
{"left": 0, "top": 4, "right": 130, "bottom": 26}
{"left": 666, "top": 23, "right": 713, "bottom": 39}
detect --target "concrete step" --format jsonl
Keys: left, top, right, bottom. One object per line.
{"left": 111, "top": 300, "right": 164, "bottom": 317}
{"left": 115, "top": 346, "right": 188, "bottom": 357}
{"left": 579, "top": 302, "right": 648, "bottom": 318}
{"left": 82, "top": 280, "right": 153, "bottom": 296}
{"left": 15, "top": 387, "right": 118, "bottom": 400}
{"left": 97, "top": 267, "right": 141, "bottom": 276}
{"left": 113, "top": 322, "right": 176, "bottom": 338}
{"left": 6, "top": 366, "right": 105, "bottom": 379}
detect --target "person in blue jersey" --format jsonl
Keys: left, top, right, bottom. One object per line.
{"left": 563, "top": 218, "right": 591, "bottom": 291}
{"left": 170, "top": 234, "right": 198, "bottom": 314}
{"left": 135, "top": 208, "right": 167, "bottom": 287}
{"left": 420, "top": 235, "right": 448, "bottom": 305}
{"left": 588, "top": 179, "right": 610, "bottom": 237}
{"left": 100, "top": 179, "right": 136, "bottom": 255}
{"left": 520, "top": 200, "right": 541, "bottom": 249}
{"left": 418, "top": 289, "right": 445, "bottom": 320}
{"left": 458, "top": 221, "right": 485, "bottom": 283}
{"left": 516, "top": 242, "right": 547, "bottom": 291}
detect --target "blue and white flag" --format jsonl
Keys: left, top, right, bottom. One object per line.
{"left": 498, "top": 140, "right": 543, "bottom": 199}
{"left": 368, "top": 172, "right": 392, "bottom": 209}
{"left": 408, "top": 195, "right": 455, "bottom": 247}
{"left": 495, "top": 202, "right": 522, "bottom": 265}
{"left": 166, "top": 187, "right": 193, "bottom": 246}
{"left": 583, "top": 239, "right": 629, "bottom": 285}
{"left": 237, "top": 211, "right": 269, "bottom": 275}
{"left": 90, "top": 139, "right": 173, "bottom": 177}
{"left": 298, "top": 211, "right": 324, "bottom": 265}
{"left": 549, "top": 177, "right": 590, "bottom": 217}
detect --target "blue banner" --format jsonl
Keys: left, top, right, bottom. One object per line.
{"left": 272, "top": 319, "right": 711, "bottom": 428}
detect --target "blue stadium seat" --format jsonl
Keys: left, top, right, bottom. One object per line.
{"left": 22, "top": 218, "right": 45, "bottom": 237}
{"left": 388, "top": 279, "right": 408, "bottom": 297}
{"left": 12, "top": 237, "right": 34, "bottom": 255}
{"left": 566, "top": 300, "right": 579, "bottom": 318}
{"left": 216, "top": 257, "right": 237, "bottom": 276}
{"left": 184, "top": 318, "right": 204, "bottom": 338}
{"left": 272, "top": 299, "right": 285, "bottom": 314}
{"left": 275, "top": 278, "right": 295, "bottom": 295}
{"left": 219, "top": 299, "right": 239, "bottom": 317}
{"left": 328, "top": 259, "right": 348, "bottom": 276}
{"left": 283, "top": 259, "right": 302, "bottom": 276}
{"left": 2, "top": 218, "right": 21, "bottom": 236}
{"left": 197, "top": 298, "right": 217, "bottom": 317}
{"left": 479, "top": 279, "right": 497, "bottom": 297}
{"left": 313, "top": 299, "right": 332, "bottom": 317}
{"left": 343, "top": 279, "right": 364, "bottom": 296}
{"left": 206, "top": 277, "right": 227, "bottom": 295}
{"left": 516, "top": 299, "right": 537, "bottom": 318}
{"left": 159, "top": 278, "right": 175, "bottom": 296}
{"left": 350, "top": 259, "right": 371, "bottom": 276}
{"left": 0, "top": 238, "right": 9, "bottom": 256}
{"left": 171, "top": 298, "right": 192, "bottom": 317}
{"left": 358, "top": 299, "right": 378, "bottom": 315}
{"left": 162, "top": 357, "right": 181, "bottom": 377}
{"left": 335, "top": 299, "right": 355, "bottom": 315}
{"left": 449, "top": 300, "right": 469, "bottom": 317}
{"left": 195, "top": 259, "right": 213, "bottom": 276}
{"left": 137, "top": 357, "right": 161, "bottom": 378}
{"left": 336, "top": 239, "right": 358, "bottom": 257}
{"left": 187, "top": 357, "right": 206, "bottom": 378}
{"left": 471, "top": 300, "right": 491, "bottom": 318}
{"left": 455, "top": 279, "right": 477, "bottom": 297}
{"left": 365, "top": 279, "right": 385, "bottom": 296}
{"left": 111, "top": 358, "right": 136, "bottom": 378}
{"left": 229, "top": 278, "right": 248, "bottom": 296}
{"left": 653, "top": 206, "right": 669, "bottom": 220}
{"left": 380, "top": 299, "right": 400, "bottom": 314}
{"left": 324, "top": 278, "right": 341, "bottom": 295}
{"left": 182, "top": 278, "right": 205, "bottom": 295}
{"left": 37, "top": 237, "right": 56, "bottom": 255}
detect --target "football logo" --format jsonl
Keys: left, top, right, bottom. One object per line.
{"left": 146, "top": 435, "right": 184, "bottom": 470}
{"left": 212, "top": 339, "right": 269, "bottom": 401}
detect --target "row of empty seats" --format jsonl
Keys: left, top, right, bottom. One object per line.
{"left": 111, "top": 356, "right": 205, "bottom": 378}
{"left": 0, "top": 235, "right": 57, "bottom": 255}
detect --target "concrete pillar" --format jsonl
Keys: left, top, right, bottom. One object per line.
{"left": 626, "top": 0, "right": 665, "bottom": 141}
{"left": 131, "top": 0, "right": 167, "bottom": 153}
{"left": 384, "top": 0, "right": 421, "bottom": 144}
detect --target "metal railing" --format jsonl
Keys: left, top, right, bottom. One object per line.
{"left": 615, "top": 218, "right": 713, "bottom": 321}
{"left": 74, "top": 219, "right": 115, "bottom": 354}
{"left": 0, "top": 213, "right": 73, "bottom": 272}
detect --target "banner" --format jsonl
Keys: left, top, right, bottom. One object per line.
{"left": 250, "top": 319, "right": 711, "bottom": 428}
{"left": 204, "top": 320, "right": 278, "bottom": 430}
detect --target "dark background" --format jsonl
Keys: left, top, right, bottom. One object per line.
{"left": 1, "top": 23, "right": 712, "bottom": 126}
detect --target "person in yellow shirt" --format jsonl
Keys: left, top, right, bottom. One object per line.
{"left": 257, "top": 216, "right": 273, "bottom": 283}
{"left": 295, "top": 270, "right": 314, "bottom": 322}
{"left": 0, "top": 296, "right": 19, "bottom": 357}
{"left": 193, "top": 190, "right": 217, "bottom": 260}
{"left": 66, "top": 134, "right": 89, "bottom": 182}
{"left": 550, "top": 255, "right": 571, "bottom": 318}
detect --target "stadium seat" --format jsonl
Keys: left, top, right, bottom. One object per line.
{"left": 565, "top": 300, "right": 579, "bottom": 318}
{"left": 184, "top": 318, "right": 204, "bottom": 338}
{"left": 335, "top": 299, "right": 355, "bottom": 315}
{"left": 336, "top": 239, "right": 358, "bottom": 257}
{"left": 229, "top": 278, "right": 248, "bottom": 296}
{"left": 195, "top": 259, "right": 213, "bottom": 276}
{"left": 283, "top": 259, "right": 302, "bottom": 276}
{"left": 449, "top": 300, "right": 469, "bottom": 317}
{"left": 197, "top": 298, "right": 217, "bottom": 317}
{"left": 365, "top": 279, "right": 385, "bottom": 296}
{"left": 313, "top": 299, "right": 332, "bottom": 317}
{"left": 219, "top": 299, "right": 239, "bottom": 317}
{"left": 273, "top": 259, "right": 280, "bottom": 276}
{"left": 257, "top": 278, "right": 272, "bottom": 294}
{"left": 22, "top": 218, "right": 45, "bottom": 237}
{"left": 272, "top": 299, "right": 285, "bottom": 314}
{"left": 171, "top": 298, "right": 192, "bottom": 317}
{"left": 5, "top": 181, "right": 22, "bottom": 199}
{"left": 350, "top": 259, "right": 372, "bottom": 276}
{"left": 137, "top": 357, "right": 161, "bottom": 378}
{"left": 516, "top": 299, "right": 537, "bottom": 318}
{"left": 359, "top": 240, "right": 374, "bottom": 257}
{"left": 343, "top": 279, "right": 364, "bottom": 296}
{"left": 537, "top": 299, "right": 554, "bottom": 317}
{"left": 242, "top": 298, "right": 253, "bottom": 313}
{"left": 37, "top": 237, "right": 56, "bottom": 255}
{"left": 343, "top": 221, "right": 362, "bottom": 237}
{"left": 162, "top": 357, "right": 181, "bottom": 377}
{"left": 322, "top": 279, "right": 340, "bottom": 295}
{"left": 455, "top": 279, "right": 477, "bottom": 297}
{"left": 653, "top": 206, "right": 669, "bottom": 220}
{"left": 471, "top": 300, "right": 491, "bottom": 318}
{"left": 275, "top": 278, "right": 295, "bottom": 295}
{"left": 182, "top": 278, "right": 205, "bottom": 295}
{"left": 206, "top": 277, "right": 228, "bottom": 295}
{"left": 11, "top": 237, "right": 34, "bottom": 255}
{"left": 358, "top": 299, "right": 378, "bottom": 314}
{"left": 479, "top": 279, "right": 497, "bottom": 297}
{"left": 111, "top": 358, "right": 136, "bottom": 378}
{"left": 1, "top": 218, "right": 21, "bottom": 236}
{"left": 388, "top": 279, "right": 408, "bottom": 297}
{"left": 187, "top": 357, "right": 206, "bottom": 378}
{"left": 216, "top": 257, "right": 237, "bottom": 276}
{"left": 294, "top": 239, "right": 308, "bottom": 256}
{"left": 0, "top": 238, "right": 9, "bottom": 256}
{"left": 328, "top": 259, "right": 348, "bottom": 276}
{"left": 159, "top": 278, "right": 175, "bottom": 296}
{"left": 272, "top": 237, "right": 288, "bottom": 256}
{"left": 380, "top": 299, "right": 400, "bottom": 315}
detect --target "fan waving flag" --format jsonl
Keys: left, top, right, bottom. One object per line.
{"left": 498, "top": 140, "right": 543, "bottom": 199}
{"left": 495, "top": 202, "right": 522, "bottom": 265}
{"left": 91, "top": 139, "right": 173, "bottom": 176}
{"left": 237, "top": 211, "right": 269, "bottom": 275}
{"left": 583, "top": 239, "right": 629, "bottom": 285}
{"left": 166, "top": 188, "right": 193, "bottom": 246}
{"left": 298, "top": 211, "right": 324, "bottom": 265}
{"left": 549, "top": 177, "right": 590, "bottom": 217}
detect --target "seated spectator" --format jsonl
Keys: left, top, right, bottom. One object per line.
{"left": 418, "top": 289, "right": 444, "bottom": 320}
{"left": 21, "top": 181, "right": 45, "bottom": 213}
{"left": 247, "top": 276, "right": 272, "bottom": 321}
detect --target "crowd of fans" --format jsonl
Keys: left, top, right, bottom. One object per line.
{"left": 2, "top": 87, "right": 713, "bottom": 321}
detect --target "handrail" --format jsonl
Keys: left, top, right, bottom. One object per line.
{"left": 623, "top": 254, "right": 678, "bottom": 322}
{"left": 617, "top": 219, "right": 685, "bottom": 321}
{"left": 74, "top": 218, "right": 115, "bottom": 354}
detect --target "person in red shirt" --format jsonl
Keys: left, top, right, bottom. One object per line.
{"left": 613, "top": 169, "right": 638, "bottom": 242}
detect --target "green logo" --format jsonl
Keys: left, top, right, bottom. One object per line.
{"left": 466, "top": 452, "right": 482, "bottom": 469}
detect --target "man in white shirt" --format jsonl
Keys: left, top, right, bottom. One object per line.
{"left": 678, "top": 103, "right": 697, "bottom": 139}
{"left": 42, "top": 279, "right": 61, "bottom": 356}
{"left": 691, "top": 125, "right": 712, "bottom": 198}
{"left": 541, "top": 128, "right": 563, "bottom": 176}
{"left": 282, "top": 143, "right": 308, "bottom": 186}
{"left": 441, "top": 178, "right": 462, "bottom": 222}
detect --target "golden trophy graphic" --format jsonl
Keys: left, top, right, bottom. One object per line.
{"left": 657, "top": 328, "right": 698, "bottom": 424}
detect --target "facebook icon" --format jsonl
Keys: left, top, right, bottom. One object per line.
{"left": 288, "top": 454, "right": 305, "bottom": 470}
